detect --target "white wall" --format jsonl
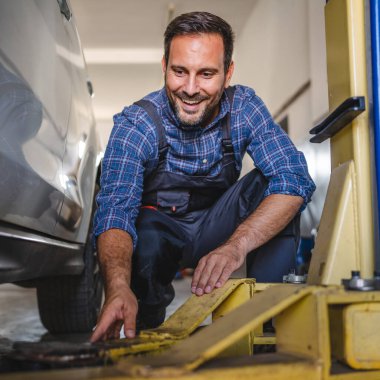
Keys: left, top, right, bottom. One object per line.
{"left": 308, "top": 0, "right": 329, "bottom": 122}
{"left": 232, "top": 0, "right": 310, "bottom": 115}
{"left": 233, "top": 0, "right": 329, "bottom": 141}
{"left": 96, "top": 119, "right": 113, "bottom": 150}
{"left": 232, "top": 0, "right": 330, "bottom": 235}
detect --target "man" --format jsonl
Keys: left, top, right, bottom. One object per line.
{"left": 91, "top": 11, "right": 315, "bottom": 342}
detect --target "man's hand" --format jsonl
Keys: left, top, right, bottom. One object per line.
{"left": 191, "top": 194, "right": 304, "bottom": 296}
{"left": 191, "top": 244, "right": 245, "bottom": 296}
{"left": 90, "top": 283, "right": 137, "bottom": 342}
{"left": 90, "top": 229, "right": 135, "bottom": 342}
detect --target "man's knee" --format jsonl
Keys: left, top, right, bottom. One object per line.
{"left": 246, "top": 213, "right": 300, "bottom": 282}
{"left": 134, "top": 208, "right": 186, "bottom": 274}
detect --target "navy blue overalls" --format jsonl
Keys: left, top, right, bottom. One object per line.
{"left": 131, "top": 87, "right": 300, "bottom": 328}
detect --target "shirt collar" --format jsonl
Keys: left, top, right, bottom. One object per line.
{"left": 160, "top": 87, "right": 230, "bottom": 132}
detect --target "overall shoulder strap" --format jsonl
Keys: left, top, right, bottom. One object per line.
{"left": 222, "top": 86, "right": 236, "bottom": 153}
{"left": 225, "top": 85, "right": 236, "bottom": 106}
{"left": 133, "top": 99, "right": 168, "bottom": 160}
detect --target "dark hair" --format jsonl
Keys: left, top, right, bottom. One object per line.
{"left": 164, "top": 11, "right": 235, "bottom": 73}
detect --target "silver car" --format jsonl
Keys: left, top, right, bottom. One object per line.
{"left": 0, "top": 0, "right": 102, "bottom": 333}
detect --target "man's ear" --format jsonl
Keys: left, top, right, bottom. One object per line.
{"left": 224, "top": 61, "right": 235, "bottom": 88}
{"left": 161, "top": 56, "right": 167, "bottom": 74}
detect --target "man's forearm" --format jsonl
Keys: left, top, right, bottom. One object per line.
{"left": 97, "top": 229, "right": 134, "bottom": 292}
{"left": 225, "top": 193, "right": 304, "bottom": 256}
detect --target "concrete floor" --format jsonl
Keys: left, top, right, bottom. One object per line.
{"left": 0, "top": 277, "right": 193, "bottom": 373}
{"left": 0, "top": 285, "right": 47, "bottom": 344}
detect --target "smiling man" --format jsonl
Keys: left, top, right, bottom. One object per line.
{"left": 91, "top": 12, "right": 315, "bottom": 342}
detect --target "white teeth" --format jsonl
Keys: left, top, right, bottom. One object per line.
{"left": 182, "top": 99, "right": 201, "bottom": 105}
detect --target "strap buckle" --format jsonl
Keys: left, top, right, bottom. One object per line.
{"left": 222, "top": 139, "right": 233, "bottom": 153}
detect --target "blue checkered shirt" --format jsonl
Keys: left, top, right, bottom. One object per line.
{"left": 94, "top": 85, "right": 315, "bottom": 247}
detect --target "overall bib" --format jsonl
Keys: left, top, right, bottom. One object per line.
{"left": 131, "top": 87, "right": 300, "bottom": 329}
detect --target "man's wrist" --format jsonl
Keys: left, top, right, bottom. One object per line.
{"left": 104, "top": 275, "right": 131, "bottom": 293}
{"left": 224, "top": 235, "right": 250, "bottom": 259}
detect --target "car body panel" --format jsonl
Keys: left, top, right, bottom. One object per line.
{"left": 0, "top": 0, "right": 99, "bottom": 283}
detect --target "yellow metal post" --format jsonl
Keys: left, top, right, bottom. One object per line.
{"left": 308, "top": 0, "right": 375, "bottom": 285}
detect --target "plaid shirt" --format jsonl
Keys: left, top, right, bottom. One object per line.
{"left": 94, "top": 85, "right": 315, "bottom": 247}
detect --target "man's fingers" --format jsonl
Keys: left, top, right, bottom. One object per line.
{"left": 191, "top": 258, "right": 206, "bottom": 293}
{"left": 123, "top": 309, "right": 137, "bottom": 339}
{"left": 192, "top": 247, "right": 243, "bottom": 297}
{"left": 214, "top": 267, "right": 232, "bottom": 289}
{"left": 90, "top": 286, "right": 138, "bottom": 343}
{"left": 194, "top": 259, "right": 216, "bottom": 296}
{"left": 90, "top": 311, "right": 116, "bottom": 342}
{"left": 112, "top": 320, "right": 123, "bottom": 339}
{"left": 204, "top": 262, "right": 226, "bottom": 293}
{"left": 90, "top": 328, "right": 103, "bottom": 343}
{"left": 105, "top": 320, "right": 118, "bottom": 341}
{"left": 193, "top": 256, "right": 237, "bottom": 296}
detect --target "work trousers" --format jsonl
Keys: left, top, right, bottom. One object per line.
{"left": 131, "top": 169, "right": 300, "bottom": 311}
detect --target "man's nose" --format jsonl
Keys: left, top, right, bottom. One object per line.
{"left": 183, "top": 74, "right": 199, "bottom": 96}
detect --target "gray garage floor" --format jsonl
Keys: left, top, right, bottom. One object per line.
{"left": 0, "top": 284, "right": 47, "bottom": 344}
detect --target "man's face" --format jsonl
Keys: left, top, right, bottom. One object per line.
{"left": 163, "top": 33, "right": 234, "bottom": 127}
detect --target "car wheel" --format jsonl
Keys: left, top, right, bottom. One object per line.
{"left": 36, "top": 232, "right": 103, "bottom": 334}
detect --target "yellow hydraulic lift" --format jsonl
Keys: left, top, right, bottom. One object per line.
{"left": 4, "top": 0, "right": 380, "bottom": 378}
{"left": 308, "top": 0, "right": 375, "bottom": 284}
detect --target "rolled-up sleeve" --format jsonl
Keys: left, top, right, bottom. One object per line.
{"left": 93, "top": 108, "right": 155, "bottom": 248}
{"left": 245, "top": 94, "right": 316, "bottom": 210}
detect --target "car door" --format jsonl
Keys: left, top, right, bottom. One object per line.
{"left": 0, "top": 0, "right": 72, "bottom": 236}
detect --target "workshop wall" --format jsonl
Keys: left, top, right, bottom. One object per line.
{"left": 232, "top": 0, "right": 329, "bottom": 236}
{"left": 233, "top": 0, "right": 328, "bottom": 170}
{"left": 234, "top": 0, "right": 329, "bottom": 131}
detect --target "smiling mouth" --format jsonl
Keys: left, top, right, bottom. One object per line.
{"left": 181, "top": 99, "right": 203, "bottom": 105}
{"left": 177, "top": 98, "right": 204, "bottom": 115}
{"left": 176, "top": 95, "right": 209, "bottom": 109}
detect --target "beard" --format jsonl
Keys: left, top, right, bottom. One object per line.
{"left": 171, "top": 92, "right": 212, "bottom": 127}
{"left": 166, "top": 87, "right": 225, "bottom": 129}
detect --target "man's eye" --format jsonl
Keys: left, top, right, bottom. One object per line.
{"left": 174, "top": 69, "right": 185, "bottom": 76}
{"left": 202, "top": 72, "right": 214, "bottom": 78}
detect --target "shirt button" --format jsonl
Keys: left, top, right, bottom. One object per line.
{"left": 202, "top": 159, "right": 207, "bottom": 164}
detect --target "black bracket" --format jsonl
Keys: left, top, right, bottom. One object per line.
{"left": 57, "top": 0, "right": 71, "bottom": 21}
{"left": 309, "top": 96, "right": 366, "bottom": 143}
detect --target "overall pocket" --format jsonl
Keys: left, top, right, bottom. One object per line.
{"left": 157, "top": 190, "right": 190, "bottom": 215}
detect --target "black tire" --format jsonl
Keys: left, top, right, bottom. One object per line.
{"left": 36, "top": 233, "right": 103, "bottom": 334}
